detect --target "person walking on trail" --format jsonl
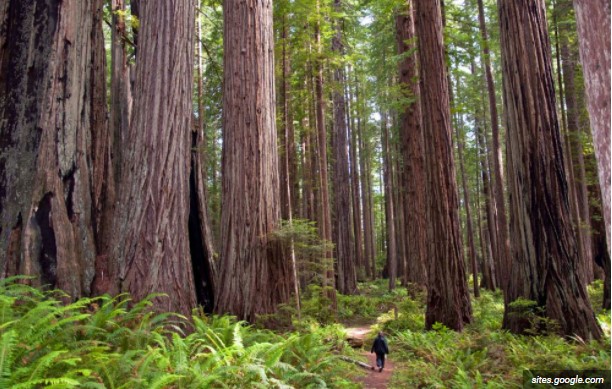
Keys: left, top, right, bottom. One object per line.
{"left": 370, "top": 331, "right": 389, "bottom": 372}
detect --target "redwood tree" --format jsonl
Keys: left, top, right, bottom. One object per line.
{"left": 498, "top": 0, "right": 602, "bottom": 339}
{"left": 215, "top": 0, "right": 293, "bottom": 320}
{"left": 415, "top": 0, "right": 472, "bottom": 331}
{"left": 396, "top": 1, "right": 428, "bottom": 287}
{"left": 0, "top": 0, "right": 104, "bottom": 297}
{"left": 331, "top": 0, "right": 357, "bottom": 295}
{"left": 573, "top": 0, "right": 611, "bottom": 257}
{"left": 111, "top": 1, "right": 200, "bottom": 317}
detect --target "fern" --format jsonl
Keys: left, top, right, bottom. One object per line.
{"left": 0, "top": 330, "right": 17, "bottom": 389}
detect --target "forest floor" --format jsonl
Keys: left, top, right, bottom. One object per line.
{"left": 346, "top": 325, "right": 394, "bottom": 389}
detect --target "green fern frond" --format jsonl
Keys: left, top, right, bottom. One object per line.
{"left": 148, "top": 373, "right": 183, "bottom": 389}
{"left": 11, "top": 376, "right": 80, "bottom": 389}
{"left": 0, "top": 330, "right": 17, "bottom": 387}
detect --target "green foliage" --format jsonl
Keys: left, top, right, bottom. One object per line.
{"left": 0, "top": 277, "right": 358, "bottom": 388}
{"left": 377, "top": 287, "right": 611, "bottom": 388}
{"left": 269, "top": 219, "right": 334, "bottom": 286}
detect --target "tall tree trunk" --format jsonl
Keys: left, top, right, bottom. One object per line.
{"left": 559, "top": 30, "right": 593, "bottom": 285}
{"left": 313, "top": 2, "right": 337, "bottom": 309}
{"left": 415, "top": 0, "right": 472, "bottom": 331}
{"left": 455, "top": 123, "right": 480, "bottom": 298}
{"left": 572, "top": 0, "right": 611, "bottom": 259}
{"left": 396, "top": 3, "right": 428, "bottom": 287}
{"left": 393, "top": 143, "right": 408, "bottom": 285}
{"left": 477, "top": 0, "right": 510, "bottom": 294}
{"left": 381, "top": 112, "right": 397, "bottom": 291}
{"left": 476, "top": 97, "right": 497, "bottom": 291}
{"left": 112, "top": 1, "right": 198, "bottom": 317}
{"left": 0, "top": 0, "right": 101, "bottom": 298}
{"left": 356, "top": 81, "right": 374, "bottom": 279}
{"left": 215, "top": 0, "right": 293, "bottom": 320}
{"left": 279, "top": 11, "right": 296, "bottom": 221}
{"left": 346, "top": 67, "right": 365, "bottom": 281}
{"left": 498, "top": 0, "right": 602, "bottom": 339}
{"left": 301, "top": 75, "right": 316, "bottom": 222}
{"left": 331, "top": 7, "right": 357, "bottom": 294}
{"left": 551, "top": 2, "right": 592, "bottom": 287}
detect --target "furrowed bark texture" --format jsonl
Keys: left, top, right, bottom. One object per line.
{"left": 112, "top": 1, "right": 198, "bottom": 316}
{"left": 415, "top": 0, "right": 472, "bottom": 331}
{"left": 0, "top": 0, "right": 102, "bottom": 297}
{"left": 215, "top": 0, "right": 293, "bottom": 320}
{"left": 396, "top": 3, "right": 428, "bottom": 287}
{"left": 498, "top": 0, "right": 601, "bottom": 339}
{"left": 573, "top": 0, "right": 611, "bottom": 257}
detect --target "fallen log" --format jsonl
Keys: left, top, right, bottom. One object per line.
{"left": 340, "top": 355, "right": 374, "bottom": 370}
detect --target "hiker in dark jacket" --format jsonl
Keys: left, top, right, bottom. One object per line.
{"left": 370, "top": 331, "right": 389, "bottom": 372}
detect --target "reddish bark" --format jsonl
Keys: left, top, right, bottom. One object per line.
{"left": 573, "top": 0, "right": 611, "bottom": 257}
{"left": 0, "top": 0, "right": 103, "bottom": 297}
{"left": 215, "top": 0, "right": 293, "bottom": 320}
{"left": 498, "top": 0, "right": 601, "bottom": 339}
{"left": 112, "top": 1, "right": 198, "bottom": 316}
{"left": 396, "top": 4, "right": 427, "bottom": 287}
{"left": 415, "top": 0, "right": 472, "bottom": 330}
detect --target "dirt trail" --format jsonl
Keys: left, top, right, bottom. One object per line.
{"left": 345, "top": 326, "right": 394, "bottom": 389}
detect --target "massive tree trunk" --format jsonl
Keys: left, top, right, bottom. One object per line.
{"left": 415, "top": 0, "right": 472, "bottom": 331}
{"left": 215, "top": 0, "right": 293, "bottom": 320}
{"left": 0, "top": 0, "right": 103, "bottom": 298}
{"left": 573, "top": 0, "right": 610, "bottom": 258}
{"left": 111, "top": 1, "right": 199, "bottom": 317}
{"left": 396, "top": 3, "right": 428, "bottom": 287}
{"left": 331, "top": 4, "right": 357, "bottom": 295}
{"left": 498, "top": 0, "right": 602, "bottom": 339}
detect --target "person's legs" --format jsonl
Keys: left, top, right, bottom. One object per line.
{"left": 376, "top": 353, "right": 385, "bottom": 372}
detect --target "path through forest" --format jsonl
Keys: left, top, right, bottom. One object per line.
{"left": 345, "top": 326, "right": 394, "bottom": 389}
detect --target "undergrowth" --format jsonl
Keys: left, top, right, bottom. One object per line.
{"left": 373, "top": 279, "right": 611, "bottom": 388}
{"left": 4, "top": 274, "right": 609, "bottom": 388}
{"left": 0, "top": 276, "right": 359, "bottom": 388}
